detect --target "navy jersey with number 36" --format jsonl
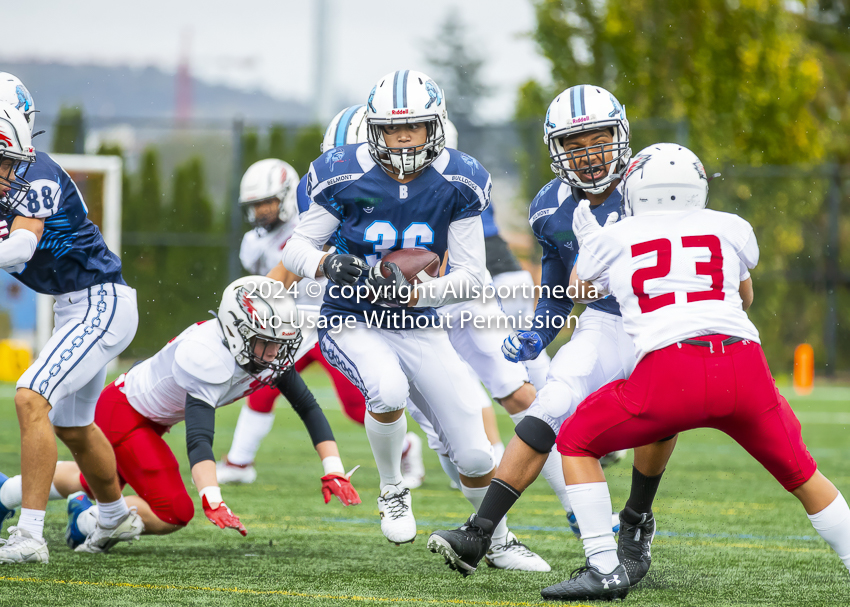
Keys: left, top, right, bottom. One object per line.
{"left": 307, "top": 143, "right": 491, "bottom": 322}
{"left": 0, "top": 151, "right": 125, "bottom": 295}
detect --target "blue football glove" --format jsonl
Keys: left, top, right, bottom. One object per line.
{"left": 502, "top": 331, "right": 544, "bottom": 362}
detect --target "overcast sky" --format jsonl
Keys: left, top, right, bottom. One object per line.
{"left": 5, "top": 0, "right": 552, "bottom": 121}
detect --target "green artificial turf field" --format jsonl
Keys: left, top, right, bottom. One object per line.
{"left": 0, "top": 370, "right": 848, "bottom": 606}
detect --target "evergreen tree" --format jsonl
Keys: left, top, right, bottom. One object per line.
{"left": 267, "top": 124, "right": 289, "bottom": 161}
{"left": 51, "top": 106, "right": 85, "bottom": 154}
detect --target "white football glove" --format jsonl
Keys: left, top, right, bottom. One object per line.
{"left": 573, "top": 199, "right": 618, "bottom": 249}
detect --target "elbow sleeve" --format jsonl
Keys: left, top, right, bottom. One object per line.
{"left": 0, "top": 229, "right": 38, "bottom": 268}
{"left": 185, "top": 395, "right": 216, "bottom": 468}
{"left": 275, "top": 369, "right": 335, "bottom": 446}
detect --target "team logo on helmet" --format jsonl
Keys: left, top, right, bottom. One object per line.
{"left": 15, "top": 86, "right": 32, "bottom": 113}
{"left": 236, "top": 286, "right": 271, "bottom": 329}
{"left": 0, "top": 131, "right": 12, "bottom": 148}
{"left": 693, "top": 160, "right": 707, "bottom": 181}
{"left": 460, "top": 153, "right": 479, "bottom": 174}
{"left": 325, "top": 148, "right": 346, "bottom": 172}
{"left": 623, "top": 154, "right": 650, "bottom": 181}
{"left": 545, "top": 107, "right": 556, "bottom": 131}
{"left": 608, "top": 93, "right": 623, "bottom": 118}
{"left": 367, "top": 86, "right": 377, "bottom": 113}
{"left": 425, "top": 80, "right": 442, "bottom": 109}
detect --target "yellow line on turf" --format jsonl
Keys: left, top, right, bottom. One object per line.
{"left": 0, "top": 575, "right": 592, "bottom": 607}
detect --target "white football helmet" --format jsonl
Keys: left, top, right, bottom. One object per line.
{"left": 622, "top": 143, "right": 709, "bottom": 217}
{"left": 239, "top": 159, "right": 299, "bottom": 229}
{"left": 0, "top": 103, "right": 36, "bottom": 214}
{"left": 544, "top": 85, "right": 631, "bottom": 195}
{"left": 0, "top": 73, "right": 35, "bottom": 135}
{"left": 321, "top": 104, "right": 368, "bottom": 152}
{"left": 365, "top": 70, "right": 448, "bottom": 178}
{"left": 216, "top": 276, "right": 303, "bottom": 382}
{"left": 443, "top": 118, "right": 458, "bottom": 149}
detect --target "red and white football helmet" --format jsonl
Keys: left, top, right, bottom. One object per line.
{"left": 216, "top": 276, "right": 303, "bottom": 382}
{"left": 0, "top": 102, "right": 36, "bottom": 213}
{"left": 239, "top": 159, "right": 299, "bottom": 229}
{"left": 622, "top": 143, "right": 709, "bottom": 217}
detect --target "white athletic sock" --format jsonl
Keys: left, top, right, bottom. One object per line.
{"left": 364, "top": 413, "right": 407, "bottom": 488}
{"left": 566, "top": 482, "right": 618, "bottom": 572}
{"left": 77, "top": 506, "right": 98, "bottom": 536}
{"left": 541, "top": 448, "right": 572, "bottom": 513}
{"left": 401, "top": 434, "right": 411, "bottom": 454}
{"left": 461, "top": 483, "right": 509, "bottom": 544}
{"left": 96, "top": 497, "right": 129, "bottom": 528}
{"left": 589, "top": 549, "right": 621, "bottom": 574}
{"left": 227, "top": 406, "right": 276, "bottom": 466}
{"left": 492, "top": 442, "right": 505, "bottom": 467}
{"left": 17, "top": 508, "right": 45, "bottom": 540}
{"left": 49, "top": 483, "right": 63, "bottom": 501}
{"left": 438, "top": 454, "right": 461, "bottom": 488}
{"left": 808, "top": 491, "right": 850, "bottom": 573}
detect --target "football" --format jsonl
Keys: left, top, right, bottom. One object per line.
{"left": 379, "top": 248, "right": 441, "bottom": 284}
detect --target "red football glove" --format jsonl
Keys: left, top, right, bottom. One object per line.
{"left": 202, "top": 495, "right": 248, "bottom": 536}
{"left": 321, "top": 465, "right": 361, "bottom": 506}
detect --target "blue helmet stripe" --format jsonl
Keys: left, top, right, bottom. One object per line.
{"left": 393, "top": 71, "right": 400, "bottom": 108}
{"left": 579, "top": 85, "right": 586, "bottom": 116}
{"left": 401, "top": 70, "right": 409, "bottom": 108}
{"left": 335, "top": 105, "right": 363, "bottom": 148}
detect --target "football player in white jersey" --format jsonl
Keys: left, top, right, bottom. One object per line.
{"left": 0, "top": 79, "right": 141, "bottom": 564}
{"left": 428, "top": 86, "right": 674, "bottom": 576}
{"left": 0, "top": 277, "right": 360, "bottom": 547}
{"left": 538, "top": 143, "right": 850, "bottom": 600}
{"left": 216, "top": 158, "right": 369, "bottom": 485}
{"left": 282, "top": 71, "right": 549, "bottom": 570}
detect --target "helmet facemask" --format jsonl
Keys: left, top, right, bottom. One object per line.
{"left": 367, "top": 117, "right": 445, "bottom": 180}
{"left": 548, "top": 122, "right": 630, "bottom": 195}
{"left": 216, "top": 310, "right": 302, "bottom": 386}
{"left": 0, "top": 152, "right": 33, "bottom": 214}
{"left": 243, "top": 196, "right": 283, "bottom": 230}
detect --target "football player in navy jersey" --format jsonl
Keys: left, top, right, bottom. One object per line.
{"left": 429, "top": 85, "right": 678, "bottom": 580}
{"left": 0, "top": 81, "right": 141, "bottom": 563}
{"left": 281, "top": 71, "right": 546, "bottom": 563}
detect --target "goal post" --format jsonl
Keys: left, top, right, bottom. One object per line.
{"left": 35, "top": 154, "right": 123, "bottom": 351}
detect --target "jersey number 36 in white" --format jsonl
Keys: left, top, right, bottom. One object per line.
{"left": 363, "top": 220, "right": 434, "bottom": 265}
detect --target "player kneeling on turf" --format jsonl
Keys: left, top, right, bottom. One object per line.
{"left": 0, "top": 277, "right": 360, "bottom": 546}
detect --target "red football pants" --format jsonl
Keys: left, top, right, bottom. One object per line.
{"left": 556, "top": 335, "right": 817, "bottom": 492}
{"left": 79, "top": 380, "right": 195, "bottom": 526}
{"left": 246, "top": 342, "right": 366, "bottom": 424}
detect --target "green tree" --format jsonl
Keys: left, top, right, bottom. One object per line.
{"left": 51, "top": 106, "right": 85, "bottom": 154}
{"left": 288, "top": 125, "right": 324, "bottom": 177}
{"left": 426, "top": 9, "right": 493, "bottom": 126}
{"left": 241, "top": 128, "right": 262, "bottom": 172}
{"left": 267, "top": 124, "right": 289, "bottom": 161}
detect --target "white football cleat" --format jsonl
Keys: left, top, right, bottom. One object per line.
{"left": 377, "top": 484, "right": 416, "bottom": 545}
{"left": 485, "top": 532, "right": 551, "bottom": 572}
{"left": 75, "top": 508, "right": 144, "bottom": 554}
{"left": 216, "top": 456, "right": 258, "bottom": 484}
{"left": 400, "top": 433, "right": 425, "bottom": 490}
{"left": 0, "top": 527, "right": 49, "bottom": 564}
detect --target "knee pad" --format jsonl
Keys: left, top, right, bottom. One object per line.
{"left": 538, "top": 380, "right": 580, "bottom": 420}
{"left": 159, "top": 493, "right": 195, "bottom": 527}
{"left": 454, "top": 447, "right": 495, "bottom": 478}
{"left": 369, "top": 370, "right": 409, "bottom": 413}
{"left": 515, "top": 416, "right": 557, "bottom": 454}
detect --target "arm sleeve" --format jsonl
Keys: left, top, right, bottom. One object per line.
{"left": 281, "top": 203, "right": 340, "bottom": 279}
{"left": 414, "top": 216, "right": 486, "bottom": 308}
{"left": 531, "top": 238, "right": 575, "bottom": 348}
{"left": 275, "top": 368, "right": 335, "bottom": 446}
{"left": 0, "top": 228, "right": 38, "bottom": 268}
{"left": 185, "top": 394, "right": 216, "bottom": 468}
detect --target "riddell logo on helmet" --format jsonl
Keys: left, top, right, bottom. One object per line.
{"left": 571, "top": 116, "right": 591, "bottom": 125}
{"left": 391, "top": 109, "right": 410, "bottom": 115}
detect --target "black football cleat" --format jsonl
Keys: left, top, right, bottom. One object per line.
{"left": 427, "top": 514, "right": 494, "bottom": 577}
{"left": 617, "top": 506, "right": 655, "bottom": 586}
{"left": 541, "top": 560, "right": 630, "bottom": 601}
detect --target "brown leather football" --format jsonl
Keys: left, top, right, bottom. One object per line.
{"left": 380, "top": 248, "right": 441, "bottom": 284}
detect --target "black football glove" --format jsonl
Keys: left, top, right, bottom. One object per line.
{"left": 322, "top": 253, "right": 369, "bottom": 286}
{"left": 367, "top": 262, "right": 413, "bottom": 307}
